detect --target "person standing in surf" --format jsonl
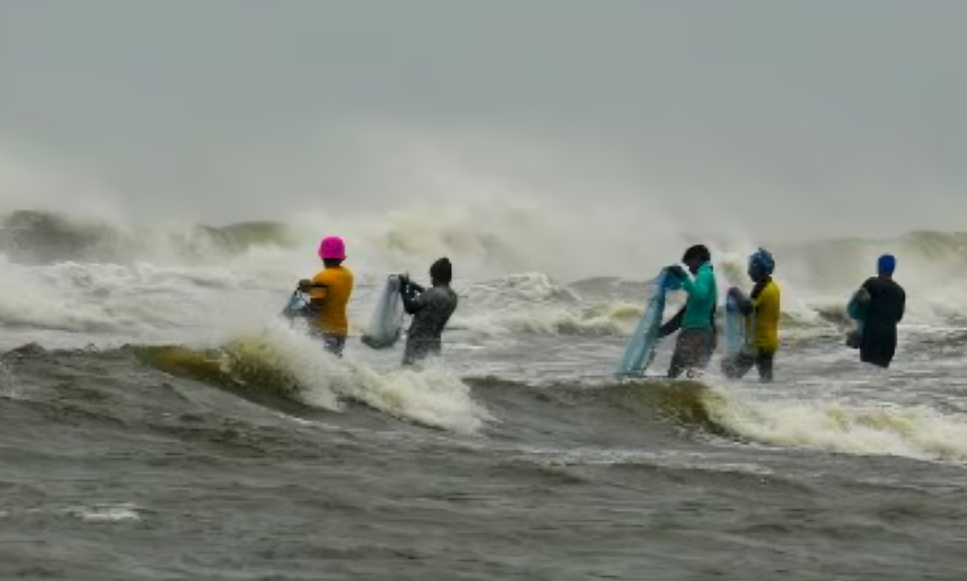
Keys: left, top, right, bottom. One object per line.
{"left": 851, "top": 254, "right": 905, "bottom": 368}
{"left": 659, "top": 244, "right": 718, "bottom": 378}
{"left": 295, "top": 236, "right": 355, "bottom": 357}
{"left": 721, "top": 248, "right": 781, "bottom": 382}
{"left": 398, "top": 257, "right": 458, "bottom": 366}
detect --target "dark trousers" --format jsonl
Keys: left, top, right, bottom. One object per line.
{"left": 309, "top": 331, "right": 346, "bottom": 357}
{"left": 402, "top": 338, "right": 442, "bottom": 366}
{"left": 722, "top": 350, "right": 775, "bottom": 382}
{"left": 667, "top": 328, "right": 715, "bottom": 379}
{"left": 860, "top": 323, "right": 897, "bottom": 368}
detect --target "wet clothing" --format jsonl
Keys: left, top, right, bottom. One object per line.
{"left": 721, "top": 278, "right": 780, "bottom": 382}
{"left": 857, "top": 275, "right": 905, "bottom": 368}
{"left": 722, "top": 350, "right": 774, "bottom": 382}
{"left": 400, "top": 279, "right": 458, "bottom": 365}
{"left": 311, "top": 332, "right": 347, "bottom": 357}
{"left": 307, "top": 266, "right": 354, "bottom": 337}
{"left": 659, "top": 261, "right": 718, "bottom": 378}
{"left": 667, "top": 327, "right": 716, "bottom": 379}
{"left": 659, "top": 306, "right": 717, "bottom": 340}
{"left": 739, "top": 278, "right": 781, "bottom": 353}
{"left": 280, "top": 289, "right": 348, "bottom": 358}
{"left": 677, "top": 262, "right": 718, "bottom": 329}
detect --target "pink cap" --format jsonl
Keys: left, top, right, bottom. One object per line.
{"left": 318, "top": 236, "right": 346, "bottom": 260}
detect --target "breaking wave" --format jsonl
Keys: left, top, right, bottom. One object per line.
{"left": 132, "top": 322, "right": 493, "bottom": 435}
{"left": 0, "top": 210, "right": 298, "bottom": 265}
{"left": 502, "top": 378, "right": 967, "bottom": 464}
{"left": 2, "top": 204, "right": 967, "bottom": 345}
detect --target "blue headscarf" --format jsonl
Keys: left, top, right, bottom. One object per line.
{"left": 748, "top": 248, "right": 775, "bottom": 280}
{"left": 878, "top": 253, "right": 896, "bottom": 276}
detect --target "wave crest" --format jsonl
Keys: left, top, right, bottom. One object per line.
{"left": 0, "top": 210, "right": 298, "bottom": 265}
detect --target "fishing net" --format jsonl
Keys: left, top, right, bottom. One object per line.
{"left": 723, "top": 292, "right": 748, "bottom": 359}
{"left": 361, "top": 274, "right": 405, "bottom": 349}
{"left": 616, "top": 268, "right": 683, "bottom": 376}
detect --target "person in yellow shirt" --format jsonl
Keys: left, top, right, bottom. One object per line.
{"left": 295, "top": 236, "right": 354, "bottom": 357}
{"left": 722, "top": 248, "right": 780, "bottom": 382}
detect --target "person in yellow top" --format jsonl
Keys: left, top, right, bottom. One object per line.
{"left": 295, "top": 236, "right": 354, "bottom": 357}
{"left": 722, "top": 248, "right": 780, "bottom": 382}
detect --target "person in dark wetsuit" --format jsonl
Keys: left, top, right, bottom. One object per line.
{"left": 398, "top": 257, "right": 459, "bottom": 366}
{"left": 855, "top": 253, "right": 905, "bottom": 368}
{"left": 658, "top": 244, "right": 718, "bottom": 378}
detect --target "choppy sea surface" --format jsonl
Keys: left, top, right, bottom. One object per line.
{"left": 2, "top": 211, "right": 967, "bottom": 580}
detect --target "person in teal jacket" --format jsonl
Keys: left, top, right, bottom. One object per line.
{"left": 658, "top": 244, "right": 718, "bottom": 378}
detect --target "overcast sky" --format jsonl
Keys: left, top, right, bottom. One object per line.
{"left": 0, "top": 0, "right": 965, "bottom": 242}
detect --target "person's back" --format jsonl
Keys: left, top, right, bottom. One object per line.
{"left": 862, "top": 276, "right": 904, "bottom": 326}
{"left": 750, "top": 278, "right": 780, "bottom": 353}
{"left": 857, "top": 254, "right": 905, "bottom": 368}
{"left": 305, "top": 236, "right": 355, "bottom": 356}
{"left": 400, "top": 257, "right": 458, "bottom": 366}
{"left": 407, "top": 285, "right": 457, "bottom": 345}
{"left": 309, "top": 265, "right": 354, "bottom": 336}
{"left": 722, "top": 248, "right": 780, "bottom": 382}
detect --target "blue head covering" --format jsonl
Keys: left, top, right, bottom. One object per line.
{"left": 878, "top": 253, "right": 896, "bottom": 275}
{"left": 748, "top": 248, "right": 775, "bottom": 280}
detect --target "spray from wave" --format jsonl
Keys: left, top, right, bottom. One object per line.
{"left": 699, "top": 381, "right": 967, "bottom": 463}
{"left": 4, "top": 207, "right": 967, "bottom": 347}
{"left": 133, "top": 322, "right": 493, "bottom": 434}
{"left": 579, "top": 378, "right": 967, "bottom": 464}
{"left": 0, "top": 210, "right": 297, "bottom": 266}
{"left": 4, "top": 142, "right": 967, "bottom": 354}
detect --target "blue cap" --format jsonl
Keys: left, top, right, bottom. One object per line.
{"left": 749, "top": 248, "right": 775, "bottom": 276}
{"left": 878, "top": 253, "right": 896, "bottom": 275}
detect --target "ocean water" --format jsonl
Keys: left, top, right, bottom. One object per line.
{"left": 2, "top": 210, "right": 967, "bottom": 580}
